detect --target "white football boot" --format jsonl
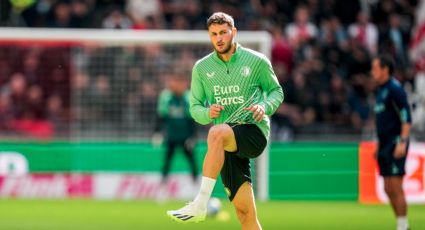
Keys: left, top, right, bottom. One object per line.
{"left": 167, "top": 202, "right": 206, "bottom": 223}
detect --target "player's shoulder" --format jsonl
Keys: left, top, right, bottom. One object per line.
{"left": 388, "top": 78, "right": 406, "bottom": 95}
{"left": 183, "top": 90, "right": 191, "bottom": 100}
{"left": 159, "top": 89, "right": 172, "bottom": 98}
{"left": 194, "top": 52, "right": 215, "bottom": 68}
{"left": 389, "top": 78, "right": 403, "bottom": 90}
{"left": 239, "top": 46, "right": 268, "bottom": 60}
{"left": 239, "top": 45, "right": 270, "bottom": 65}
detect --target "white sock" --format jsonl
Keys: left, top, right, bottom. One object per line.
{"left": 396, "top": 216, "right": 409, "bottom": 230}
{"left": 193, "top": 176, "right": 216, "bottom": 209}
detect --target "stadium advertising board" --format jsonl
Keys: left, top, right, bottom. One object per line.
{"left": 0, "top": 174, "right": 92, "bottom": 198}
{"left": 0, "top": 149, "right": 198, "bottom": 199}
{"left": 0, "top": 172, "right": 197, "bottom": 199}
{"left": 359, "top": 142, "right": 425, "bottom": 203}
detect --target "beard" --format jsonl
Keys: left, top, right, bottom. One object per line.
{"left": 215, "top": 41, "right": 233, "bottom": 54}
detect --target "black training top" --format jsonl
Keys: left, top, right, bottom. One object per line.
{"left": 374, "top": 78, "right": 411, "bottom": 142}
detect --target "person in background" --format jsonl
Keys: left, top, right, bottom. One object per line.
{"left": 371, "top": 55, "right": 411, "bottom": 230}
{"left": 156, "top": 73, "right": 198, "bottom": 185}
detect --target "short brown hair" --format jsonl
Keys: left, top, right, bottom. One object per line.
{"left": 207, "top": 12, "right": 234, "bottom": 28}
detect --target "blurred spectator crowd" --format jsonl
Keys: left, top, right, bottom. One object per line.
{"left": 0, "top": 45, "right": 70, "bottom": 138}
{"left": 0, "top": 0, "right": 423, "bottom": 141}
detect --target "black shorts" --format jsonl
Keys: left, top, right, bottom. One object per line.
{"left": 377, "top": 141, "right": 408, "bottom": 177}
{"left": 220, "top": 123, "right": 267, "bottom": 201}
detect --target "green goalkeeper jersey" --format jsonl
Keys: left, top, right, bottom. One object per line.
{"left": 189, "top": 43, "right": 284, "bottom": 139}
{"left": 157, "top": 89, "right": 194, "bottom": 142}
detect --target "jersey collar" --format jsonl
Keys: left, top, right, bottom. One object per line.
{"left": 213, "top": 43, "right": 240, "bottom": 64}
{"left": 379, "top": 77, "right": 392, "bottom": 88}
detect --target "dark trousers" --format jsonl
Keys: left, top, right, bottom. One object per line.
{"left": 162, "top": 140, "right": 198, "bottom": 183}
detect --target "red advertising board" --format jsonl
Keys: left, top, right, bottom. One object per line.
{"left": 359, "top": 142, "right": 425, "bottom": 203}
{"left": 0, "top": 173, "right": 198, "bottom": 200}
{"left": 0, "top": 174, "right": 92, "bottom": 198}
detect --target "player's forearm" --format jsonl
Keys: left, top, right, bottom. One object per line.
{"left": 260, "top": 87, "right": 284, "bottom": 116}
{"left": 190, "top": 105, "right": 213, "bottom": 125}
{"left": 400, "top": 123, "right": 411, "bottom": 140}
{"left": 189, "top": 65, "right": 212, "bottom": 125}
{"left": 257, "top": 57, "right": 284, "bottom": 116}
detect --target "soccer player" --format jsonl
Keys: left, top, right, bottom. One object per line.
{"left": 157, "top": 73, "right": 198, "bottom": 184}
{"left": 371, "top": 55, "right": 411, "bottom": 230}
{"left": 167, "top": 12, "right": 283, "bottom": 229}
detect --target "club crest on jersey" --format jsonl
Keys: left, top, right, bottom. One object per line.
{"left": 241, "top": 66, "right": 251, "bottom": 77}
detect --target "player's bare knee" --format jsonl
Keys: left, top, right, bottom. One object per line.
{"left": 235, "top": 206, "right": 256, "bottom": 224}
{"left": 207, "top": 126, "right": 224, "bottom": 144}
{"left": 235, "top": 208, "right": 248, "bottom": 223}
{"left": 235, "top": 209, "right": 245, "bottom": 222}
{"left": 207, "top": 125, "right": 230, "bottom": 144}
{"left": 384, "top": 184, "right": 397, "bottom": 197}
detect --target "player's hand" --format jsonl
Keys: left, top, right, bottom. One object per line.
{"left": 393, "top": 142, "right": 407, "bottom": 159}
{"left": 209, "top": 104, "right": 224, "bottom": 119}
{"left": 244, "top": 104, "right": 265, "bottom": 122}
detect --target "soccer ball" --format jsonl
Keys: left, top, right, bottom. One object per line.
{"left": 207, "top": 197, "right": 222, "bottom": 217}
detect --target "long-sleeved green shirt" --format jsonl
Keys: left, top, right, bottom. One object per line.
{"left": 157, "top": 89, "right": 195, "bottom": 141}
{"left": 189, "top": 43, "right": 284, "bottom": 139}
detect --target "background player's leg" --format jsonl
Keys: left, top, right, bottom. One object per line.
{"left": 384, "top": 177, "right": 407, "bottom": 216}
{"left": 182, "top": 142, "right": 198, "bottom": 182}
{"left": 384, "top": 176, "right": 409, "bottom": 229}
{"left": 232, "top": 182, "right": 262, "bottom": 230}
{"left": 161, "top": 142, "right": 177, "bottom": 183}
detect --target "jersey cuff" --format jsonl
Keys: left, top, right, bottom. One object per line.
{"left": 203, "top": 108, "right": 213, "bottom": 123}
{"left": 258, "top": 102, "right": 270, "bottom": 115}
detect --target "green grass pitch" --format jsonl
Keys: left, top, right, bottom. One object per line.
{"left": 0, "top": 199, "right": 424, "bottom": 230}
